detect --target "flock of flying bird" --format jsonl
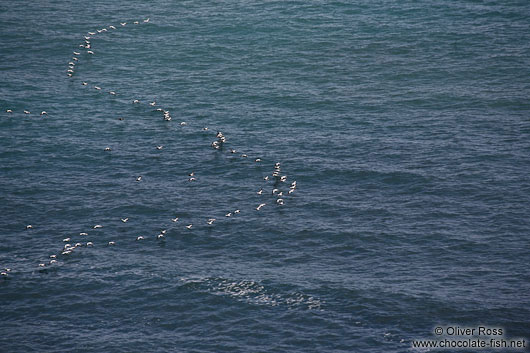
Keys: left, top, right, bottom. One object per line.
{"left": 1, "top": 18, "right": 298, "bottom": 279}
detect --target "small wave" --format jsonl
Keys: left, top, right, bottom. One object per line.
{"left": 181, "top": 276, "right": 323, "bottom": 310}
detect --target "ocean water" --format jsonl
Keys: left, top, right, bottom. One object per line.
{"left": 1, "top": 0, "right": 529, "bottom": 352}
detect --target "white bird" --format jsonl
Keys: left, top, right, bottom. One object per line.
{"left": 149, "top": 101, "right": 156, "bottom": 106}
{"left": 256, "top": 203, "right": 266, "bottom": 211}
{"left": 73, "top": 51, "right": 80, "bottom": 55}
{"left": 88, "top": 31, "right": 96, "bottom": 35}
{"left": 144, "top": 18, "right": 150, "bottom": 23}
{"left": 234, "top": 209, "right": 240, "bottom": 214}
{"left": 255, "top": 158, "right": 261, "bottom": 162}
{"left": 80, "top": 232, "right": 88, "bottom": 236}
{"left": 87, "top": 50, "right": 94, "bottom": 54}
{"left": 86, "top": 242, "right": 94, "bottom": 247}
{"left": 63, "top": 243, "right": 71, "bottom": 249}
{"left": 171, "top": 217, "right": 179, "bottom": 222}
{"left": 203, "top": 127, "right": 209, "bottom": 131}
{"left": 180, "top": 122, "right": 187, "bottom": 126}
{"left": 49, "top": 260, "right": 57, "bottom": 264}
{"left": 1, "top": 272, "right": 8, "bottom": 277}
{"left": 156, "top": 145, "right": 163, "bottom": 150}
{"left": 186, "top": 224, "right": 193, "bottom": 229}
{"left": 264, "top": 176, "right": 269, "bottom": 181}
{"left": 63, "top": 238, "right": 71, "bottom": 242}
{"left": 93, "top": 225, "right": 103, "bottom": 229}
{"left": 109, "top": 91, "right": 116, "bottom": 95}
{"left": 134, "top": 21, "right": 139, "bottom": 24}
{"left": 241, "top": 154, "right": 248, "bottom": 158}
{"left": 257, "top": 189, "right": 263, "bottom": 195}
{"left": 75, "top": 243, "right": 82, "bottom": 247}
{"left": 104, "top": 147, "right": 111, "bottom": 151}
{"left": 40, "top": 111, "right": 47, "bottom": 115}
{"left": 133, "top": 99, "right": 139, "bottom": 104}
{"left": 84, "top": 36, "right": 91, "bottom": 40}
{"left": 109, "top": 25, "right": 116, "bottom": 29}
{"left": 24, "top": 110, "right": 30, "bottom": 114}
{"left": 62, "top": 250, "right": 72, "bottom": 255}
{"left": 276, "top": 199, "right": 284, "bottom": 205}
{"left": 225, "top": 212, "right": 232, "bottom": 217}
{"left": 120, "top": 22, "right": 126, "bottom": 26}
{"left": 136, "top": 176, "right": 142, "bottom": 181}
{"left": 108, "top": 241, "right": 115, "bottom": 245}
{"left": 189, "top": 177, "right": 196, "bottom": 182}
{"left": 82, "top": 82, "right": 87, "bottom": 86}
{"left": 121, "top": 218, "right": 128, "bottom": 223}
{"left": 280, "top": 175, "right": 287, "bottom": 182}
{"left": 6, "top": 109, "right": 12, "bottom": 113}
{"left": 50, "top": 255, "right": 57, "bottom": 259}
{"left": 157, "top": 234, "right": 164, "bottom": 239}
{"left": 94, "top": 86, "right": 101, "bottom": 90}
{"left": 25, "top": 225, "right": 33, "bottom": 229}
{"left": 39, "top": 263, "right": 46, "bottom": 267}
{"left": 207, "top": 218, "right": 216, "bottom": 225}
{"left": 136, "top": 236, "right": 144, "bottom": 241}
{"left": 189, "top": 172, "right": 195, "bottom": 176}
{"left": 72, "top": 57, "right": 78, "bottom": 61}
{"left": 230, "top": 148, "right": 236, "bottom": 153}
{"left": 272, "top": 188, "right": 279, "bottom": 195}
{"left": 288, "top": 189, "right": 295, "bottom": 194}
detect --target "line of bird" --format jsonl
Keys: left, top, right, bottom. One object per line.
{"left": 5, "top": 109, "right": 48, "bottom": 116}
{"left": 12, "top": 161, "right": 297, "bottom": 275}
{"left": 3, "top": 19, "right": 150, "bottom": 118}
{"left": 1, "top": 17, "right": 298, "bottom": 279}
{"left": 66, "top": 18, "right": 150, "bottom": 78}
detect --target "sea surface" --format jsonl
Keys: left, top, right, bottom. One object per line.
{"left": 1, "top": 1, "right": 529, "bottom": 352}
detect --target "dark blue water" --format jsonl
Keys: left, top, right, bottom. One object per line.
{"left": 1, "top": 1, "right": 529, "bottom": 352}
